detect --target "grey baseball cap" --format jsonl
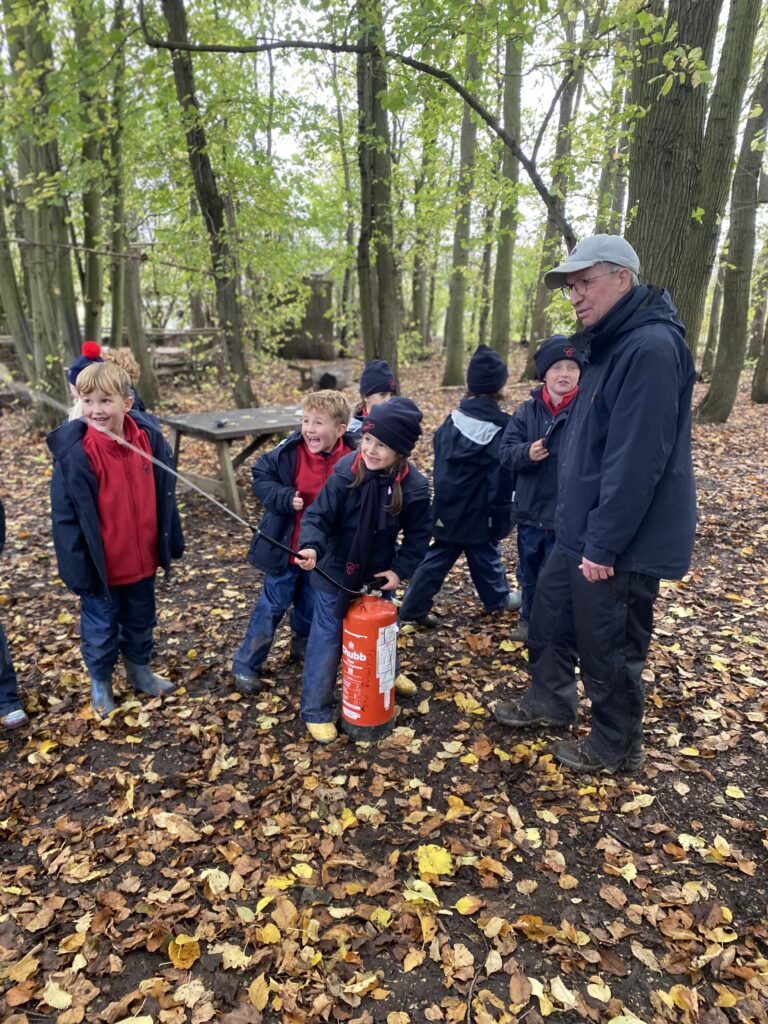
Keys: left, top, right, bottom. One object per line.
{"left": 544, "top": 234, "right": 641, "bottom": 289}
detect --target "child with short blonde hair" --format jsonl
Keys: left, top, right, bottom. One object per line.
{"left": 231, "top": 390, "right": 355, "bottom": 693}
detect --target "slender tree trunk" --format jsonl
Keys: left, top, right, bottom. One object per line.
{"left": 700, "top": 261, "right": 723, "bottom": 380}
{"left": 409, "top": 101, "right": 439, "bottom": 357}
{"left": 0, "top": 185, "right": 34, "bottom": 377}
{"left": 490, "top": 34, "right": 522, "bottom": 361}
{"left": 108, "top": 0, "right": 126, "bottom": 348}
{"left": 331, "top": 54, "right": 357, "bottom": 353}
{"left": 125, "top": 244, "right": 159, "bottom": 408}
{"left": 699, "top": 52, "right": 768, "bottom": 423}
{"left": 747, "top": 238, "right": 768, "bottom": 360}
{"left": 627, "top": 0, "right": 723, "bottom": 318}
{"left": 524, "top": 16, "right": 580, "bottom": 380}
{"left": 161, "top": 0, "right": 255, "bottom": 407}
{"left": 477, "top": 192, "right": 497, "bottom": 346}
{"left": 751, "top": 321, "right": 768, "bottom": 402}
{"left": 356, "top": 0, "right": 400, "bottom": 370}
{"left": 442, "top": 39, "right": 481, "bottom": 386}
{"left": 594, "top": 71, "right": 627, "bottom": 234}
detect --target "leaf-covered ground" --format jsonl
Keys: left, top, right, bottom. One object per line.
{"left": 1, "top": 354, "right": 767, "bottom": 1024}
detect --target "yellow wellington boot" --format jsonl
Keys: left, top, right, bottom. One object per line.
{"left": 306, "top": 721, "right": 338, "bottom": 744}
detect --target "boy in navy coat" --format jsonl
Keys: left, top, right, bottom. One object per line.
{"left": 499, "top": 336, "right": 583, "bottom": 642}
{"left": 48, "top": 362, "right": 184, "bottom": 718}
{"left": 399, "top": 345, "right": 520, "bottom": 627}
{"left": 231, "top": 390, "right": 355, "bottom": 692}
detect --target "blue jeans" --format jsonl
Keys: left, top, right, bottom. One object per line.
{"left": 0, "top": 622, "right": 21, "bottom": 715}
{"left": 516, "top": 524, "right": 557, "bottom": 625}
{"left": 524, "top": 549, "right": 659, "bottom": 768}
{"left": 233, "top": 564, "right": 314, "bottom": 675}
{"left": 300, "top": 589, "right": 343, "bottom": 723}
{"left": 399, "top": 540, "right": 510, "bottom": 618}
{"left": 80, "top": 576, "right": 156, "bottom": 680}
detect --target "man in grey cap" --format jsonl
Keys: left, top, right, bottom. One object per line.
{"left": 496, "top": 234, "right": 697, "bottom": 774}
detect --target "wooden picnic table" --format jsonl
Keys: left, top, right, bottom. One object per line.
{"left": 157, "top": 405, "right": 302, "bottom": 515}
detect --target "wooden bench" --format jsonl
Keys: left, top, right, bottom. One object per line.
{"left": 157, "top": 405, "right": 302, "bottom": 515}
{"left": 153, "top": 346, "right": 198, "bottom": 383}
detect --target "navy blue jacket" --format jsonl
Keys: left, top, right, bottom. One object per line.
{"left": 431, "top": 396, "right": 514, "bottom": 545}
{"left": 556, "top": 286, "right": 696, "bottom": 578}
{"left": 246, "top": 430, "right": 356, "bottom": 574}
{"left": 47, "top": 412, "right": 184, "bottom": 597}
{"left": 500, "top": 385, "right": 574, "bottom": 530}
{"left": 298, "top": 452, "right": 431, "bottom": 594}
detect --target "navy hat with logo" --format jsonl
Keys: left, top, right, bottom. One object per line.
{"left": 533, "top": 335, "right": 585, "bottom": 380}
{"left": 360, "top": 359, "right": 397, "bottom": 399}
{"left": 362, "top": 396, "right": 422, "bottom": 456}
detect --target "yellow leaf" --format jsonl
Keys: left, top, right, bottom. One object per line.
{"left": 587, "top": 980, "right": 611, "bottom": 1002}
{"left": 516, "top": 879, "right": 538, "bottom": 895}
{"left": 237, "top": 906, "right": 255, "bottom": 924}
{"left": 403, "top": 878, "right": 440, "bottom": 905}
{"left": 263, "top": 874, "right": 294, "bottom": 890}
{"left": 248, "top": 973, "right": 270, "bottom": 1011}
{"left": 340, "top": 807, "right": 358, "bottom": 831}
{"left": 725, "top": 784, "right": 745, "bottom": 799}
{"left": 187, "top": 648, "right": 197, "bottom": 659}
{"left": 220, "top": 943, "right": 252, "bottom": 969}
{"left": 42, "top": 980, "right": 72, "bottom": 1009}
{"left": 454, "top": 895, "right": 483, "bottom": 915}
{"left": 454, "top": 693, "right": 485, "bottom": 715}
{"left": 550, "top": 975, "right": 577, "bottom": 1009}
{"left": 370, "top": 907, "right": 392, "bottom": 929}
{"left": 403, "top": 948, "right": 425, "bottom": 972}
{"left": 38, "top": 740, "right": 59, "bottom": 760}
{"left": 8, "top": 951, "right": 39, "bottom": 982}
{"left": 416, "top": 844, "right": 454, "bottom": 877}
{"left": 680, "top": 747, "right": 699, "bottom": 756}
{"left": 57, "top": 932, "right": 86, "bottom": 953}
{"left": 499, "top": 639, "right": 521, "bottom": 651}
{"left": 57, "top": 611, "right": 75, "bottom": 624}
{"left": 387, "top": 1013, "right": 410, "bottom": 1024}
{"left": 257, "top": 923, "right": 280, "bottom": 944}
{"left": 114, "top": 1018, "right": 155, "bottom": 1024}
{"left": 199, "top": 868, "right": 229, "bottom": 897}
{"left": 291, "top": 862, "right": 313, "bottom": 879}
{"left": 168, "top": 935, "right": 201, "bottom": 969}
{"left": 484, "top": 950, "right": 503, "bottom": 975}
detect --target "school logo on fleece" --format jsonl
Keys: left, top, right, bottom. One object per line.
{"left": 345, "top": 561, "right": 359, "bottom": 576}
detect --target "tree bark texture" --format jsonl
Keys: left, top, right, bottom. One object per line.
{"left": 124, "top": 245, "right": 159, "bottom": 409}
{"left": 0, "top": 184, "right": 34, "bottom": 377}
{"left": 751, "top": 320, "right": 768, "bottom": 402}
{"left": 490, "top": 34, "right": 522, "bottom": 361}
{"left": 626, "top": 0, "right": 723, "bottom": 326}
{"left": 699, "top": 261, "right": 723, "bottom": 379}
{"left": 698, "top": 51, "right": 768, "bottom": 423}
{"left": 161, "top": 0, "right": 255, "bottom": 408}
{"left": 442, "top": 40, "right": 480, "bottom": 387}
{"left": 108, "top": 0, "right": 127, "bottom": 348}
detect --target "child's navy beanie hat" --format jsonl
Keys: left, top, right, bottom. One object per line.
{"left": 360, "top": 359, "right": 397, "bottom": 398}
{"left": 466, "top": 344, "right": 508, "bottom": 394}
{"left": 533, "top": 335, "right": 585, "bottom": 380}
{"left": 362, "top": 396, "right": 422, "bottom": 456}
{"left": 68, "top": 341, "right": 104, "bottom": 385}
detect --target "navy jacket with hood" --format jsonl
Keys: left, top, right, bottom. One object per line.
{"left": 245, "top": 429, "right": 357, "bottom": 574}
{"left": 500, "top": 385, "right": 574, "bottom": 530}
{"left": 48, "top": 412, "right": 184, "bottom": 597}
{"left": 431, "top": 396, "right": 514, "bottom": 545}
{"left": 556, "top": 285, "right": 696, "bottom": 579}
{"left": 298, "top": 452, "right": 431, "bottom": 594}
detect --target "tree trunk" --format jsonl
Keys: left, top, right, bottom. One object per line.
{"left": 675, "top": 0, "right": 761, "bottom": 351}
{"left": 594, "top": 70, "right": 627, "bottom": 234}
{"left": 699, "top": 261, "right": 723, "bottom": 380}
{"left": 409, "top": 101, "right": 439, "bottom": 357}
{"left": 627, "top": 0, "right": 723, "bottom": 322}
{"left": 747, "top": 238, "right": 768, "bottom": 360}
{"left": 161, "top": 0, "right": 255, "bottom": 408}
{"left": 108, "top": 0, "right": 126, "bottom": 348}
{"left": 331, "top": 54, "right": 357, "bottom": 354}
{"left": 523, "top": 16, "right": 580, "bottom": 380}
{"left": 490, "top": 34, "right": 522, "bottom": 361}
{"left": 442, "top": 39, "right": 481, "bottom": 386}
{"left": 751, "top": 320, "right": 768, "bottom": 402}
{"left": 698, "top": 51, "right": 768, "bottom": 422}
{"left": 476, "top": 190, "right": 497, "bottom": 347}
{"left": 125, "top": 244, "right": 159, "bottom": 409}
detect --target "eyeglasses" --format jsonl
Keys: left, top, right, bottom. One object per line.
{"left": 560, "top": 268, "right": 620, "bottom": 300}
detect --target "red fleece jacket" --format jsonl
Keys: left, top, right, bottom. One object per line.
{"left": 289, "top": 437, "right": 352, "bottom": 556}
{"left": 82, "top": 416, "right": 159, "bottom": 586}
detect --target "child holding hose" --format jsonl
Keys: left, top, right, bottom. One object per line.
{"left": 296, "top": 397, "right": 431, "bottom": 743}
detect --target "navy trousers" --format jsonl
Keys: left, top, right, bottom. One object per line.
{"left": 80, "top": 576, "right": 156, "bottom": 680}
{"left": 399, "top": 540, "right": 510, "bottom": 619}
{"left": 232, "top": 563, "right": 315, "bottom": 675}
{"left": 524, "top": 548, "right": 659, "bottom": 768}
{"left": 0, "top": 622, "right": 21, "bottom": 715}
{"left": 516, "top": 524, "right": 557, "bottom": 625}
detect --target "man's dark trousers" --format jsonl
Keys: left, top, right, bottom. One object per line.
{"left": 524, "top": 548, "right": 659, "bottom": 768}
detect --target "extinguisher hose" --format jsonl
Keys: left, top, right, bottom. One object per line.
{"left": 248, "top": 524, "right": 377, "bottom": 597}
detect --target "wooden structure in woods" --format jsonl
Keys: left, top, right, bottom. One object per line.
{"left": 278, "top": 277, "right": 336, "bottom": 360}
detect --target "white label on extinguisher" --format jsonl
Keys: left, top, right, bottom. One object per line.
{"left": 377, "top": 622, "right": 398, "bottom": 710}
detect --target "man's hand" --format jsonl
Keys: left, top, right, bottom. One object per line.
{"left": 373, "top": 570, "right": 401, "bottom": 591}
{"left": 529, "top": 439, "right": 549, "bottom": 462}
{"left": 296, "top": 548, "right": 317, "bottom": 570}
{"left": 579, "top": 558, "right": 614, "bottom": 582}
{"left": 292, "top": 490, "right": 304, "bottom": 511}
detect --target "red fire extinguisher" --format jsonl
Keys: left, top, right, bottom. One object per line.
{"left": 341, "top": 595, "right": 399, "bottom": 741}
